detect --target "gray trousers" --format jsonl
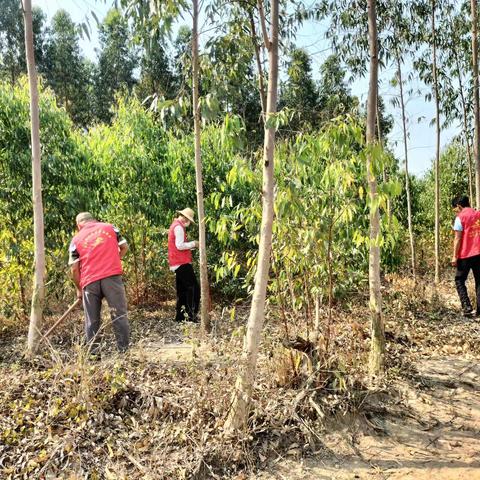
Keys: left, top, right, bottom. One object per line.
{"left": 83, "top": 275, "right": 129, "bottom": 352}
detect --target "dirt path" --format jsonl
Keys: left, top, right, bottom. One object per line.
{"left": 130, "top": 292, "right": 480, "bottom": 480}
{"left": 255, "top": 356, "right": 480, "bottom": 480}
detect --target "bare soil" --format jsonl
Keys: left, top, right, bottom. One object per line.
{"left": 253, "top": 355, "right": 480, "bottom": 479}
{"left": 252, "top": 278, "right": 480, "bottom": 480}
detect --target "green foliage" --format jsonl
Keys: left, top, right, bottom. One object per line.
{"left": 82, "top": 96, "right": 172, "bottom": 298}
{"left": 280, "top": 48, "right": 319, "bottom": 133}
{"left": 44, "top": 10, "right": 94, "bottom": 127}
{"left": 405, "top": 141, "right": 469, "bottom": 271}
{"left": 0, "top": 78, "right": 90, "bottom": 318}
{"left": 0, "top": 78, "right": 404, "bottom": 321}
{"left": 272, "top": 118, "right": 368, "bottom": 307}
{"left": 0, "top": 0, "right": 48, "bottom": 84}
{"left": 95, "top": 9, "right": 138, "bottom": 123}
{"left": 211, "top": 115, "right": 402, "bottom": 305}
{"left": 135, "top": 34, "right": 177, "bottom": 105}
{"left": 418, "top": 141, "right": 469, "bottom": 232}
{"left": 317, "top": 54, "right": 358, "bottom": 124}
{"left": 202, "top": 19, "right": 263, "bottom": 146}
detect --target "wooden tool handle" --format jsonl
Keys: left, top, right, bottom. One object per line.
{"left": 42, "top": 298, "right": 81, "bottom": 340}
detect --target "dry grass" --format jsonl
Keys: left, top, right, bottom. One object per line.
{"left": 1, "top": 275, "right": 479, "bottom": 479}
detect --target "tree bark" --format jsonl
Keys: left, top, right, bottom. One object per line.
{"left": 192, "top": 0, "right": 211, "bottom": 332}
{"left": 23, "top": 0, "right": 46, "bottom": 354}
{"left": 376, "top": 92, "right": 391, "bottom": 222}
{"left": 248, "top": 9, "right": 267, "bottom": 118}
{"left": 396, "top": 54, "right": 416, "bottom": 280}
{"left": 366, "top": 0, "right": 384, "bottom": 377}
{"left": 472, "top": 0, "right": 480, "bottom": 208}
{"left": 225, "top": 0, "right": 279, "bottom": 431}
{"left": 432, "top": 0, "right": 441, "bottom": 285}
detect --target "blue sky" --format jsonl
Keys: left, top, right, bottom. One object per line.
{"left": 32, "top": 0, "right": 460, "bottom": 177}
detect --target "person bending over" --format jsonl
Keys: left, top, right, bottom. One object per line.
{"left": 69, "top": 212, "right": 130, "bottom": 353}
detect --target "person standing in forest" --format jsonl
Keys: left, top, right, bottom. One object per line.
{"left": 168, "top": 208, "right": 200, "bottom": 322}
{"left": 69, "top": 212, "right": 130, "bottom": 353}
{"left": 451, "top": 196, "right": 480, "bottom": 317}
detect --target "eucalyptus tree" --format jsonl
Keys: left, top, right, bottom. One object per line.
{"left": 280, "top": 47, "right": 319, "bottom": 133}
{"left": 412, "top": 0, "right": 459, "bottom": 284}
{"left": 365, "top": 0, "right": 385, "bottom": 375}
{"left": 373, "top": 0, "right": 461, "bottom": 283}
{"left": 191, "top": 0, "right": 211, "bottom": 331}
{"left": 471, "top": 0, "right": 480, "bottom": 206}
{"left": 119, "top": 0, "right": 211, "bottom": 332}
{"left": 317, "top": 0, "right": 391, "bottom": 375}
{"left": 44, "top": 10, "right": 94, "bottom": 126}
{"left": 200, "top": 4, "right": 263, "bottom": 145}
{"left": 394, "top": 60, "right": 417, "bottom": 278}
{"left": 317, "top": 54, "right": 358, "bottom": 124}
{"left": 172, "top": 25, "right": 192, "bottom": 92}
{"left": 431, "top": 0, "right": 442, "bottom": 284}
{"left": 204, "top": 0, "right": 305, "bottom": 131}
{"left": 95, "top": 8, "right": 137, "bottom": 123}
{"left": 226, "top": 0, "right": 280, "bottom": 430}
{"left": 385, "top": 2, "right": 420, "bottom": 279}
{"left": 136, "top": 34, "right": 176, "bottom": 103}
{"left": 22, "top": 0, "right": 45, "bottom": 354}
{"left": 247, "top": 6, "right": 267, "bottom": 116}
{"left": 0, "top": 0, "right": 47, "bottom": 84}
{"left": 441, "top": 7, "right": 474, "bottom": 204}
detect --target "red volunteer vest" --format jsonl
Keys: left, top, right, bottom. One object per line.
{"left": 73, "top": 222, "right": 123, "bottom": 288}
{"left": 458, "top": 207, "right": 480, "bottom": 259}
{"left": 168, "top": 219, "right": 192, "bottom": 267}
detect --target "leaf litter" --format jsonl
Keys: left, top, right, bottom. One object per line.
{"left": 0, "top": 275, "right": 479, "bottom": 479}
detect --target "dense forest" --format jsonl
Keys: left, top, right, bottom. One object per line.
{"left": 0, "top": 0, "right": 479, "bottom": 478}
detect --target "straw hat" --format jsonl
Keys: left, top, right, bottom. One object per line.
{"left": 178, "top": 207, "right": 195, "bottom": 224}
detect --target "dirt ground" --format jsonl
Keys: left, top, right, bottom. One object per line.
{"left": 251, "top": 277, "right": 480, "bottom": 480}
{"left": 1, "top": 278, "right": 480, "bottom": 479}
{"left": 127, "top": 299, "right": 480, "bottom": 480}
{"left": 251, "top": 355, "right": 480, "bottom": 479}
{"left": 103, "top": 284, "right": 480, "bottom": 479}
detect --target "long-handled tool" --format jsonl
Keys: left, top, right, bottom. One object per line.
{"left": 40, "top": 298, "right": 81, "bottom": 342}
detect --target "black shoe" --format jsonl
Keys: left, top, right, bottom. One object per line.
{"left": 464, "top": 309, "right": 474, "bottom": 318}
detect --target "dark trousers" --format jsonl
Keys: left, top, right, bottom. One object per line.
{"left": 83, "top": 275, "right": 130, "bottom": 352}
{"left": 175, "top": 263, "right": 200, "bottom": 322}
{"left": 455, "top": 254, "right": 480, "bottom": 313}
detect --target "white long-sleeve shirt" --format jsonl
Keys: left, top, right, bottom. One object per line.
{"left": 170, "top": 225, "right": 196, "bottom": 271}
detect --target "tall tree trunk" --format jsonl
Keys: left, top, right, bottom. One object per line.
{"left": 366, "top": 0, "right": 385, "bottom": 377}
{"left": 472, "top": 0, "right": 480, "bottom": 208}
{"left": 432, "top": 0, "right": 441, "bottom": 285}
{"left": 376, "top": 91, "right": 391, "bottom": 222}
{"left": 23, "top": 0, "right": 46, "bottom": 354}
{"left": 248, "top": 9, "right": 267, "bottom": 118}
{"left": 454, "top": 48, "right": 475, "bottom": 204}
{"left": 396, "top": 54, "right": 416, "bottom": 280}
{"left": 225, "top": 0, "right": 279, "bottom": 431}
{"left": 192, "top": 0, "right": 211, "bottom": 332}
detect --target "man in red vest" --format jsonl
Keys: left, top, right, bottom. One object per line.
{"left": 451, "top": 196, "right": 480, "bottom": 317}
{"left": 168, "top": 208, "right": 200, "bottom": 322}
{"left": 69, "top": 212, "right": 130, "bottom": 352}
